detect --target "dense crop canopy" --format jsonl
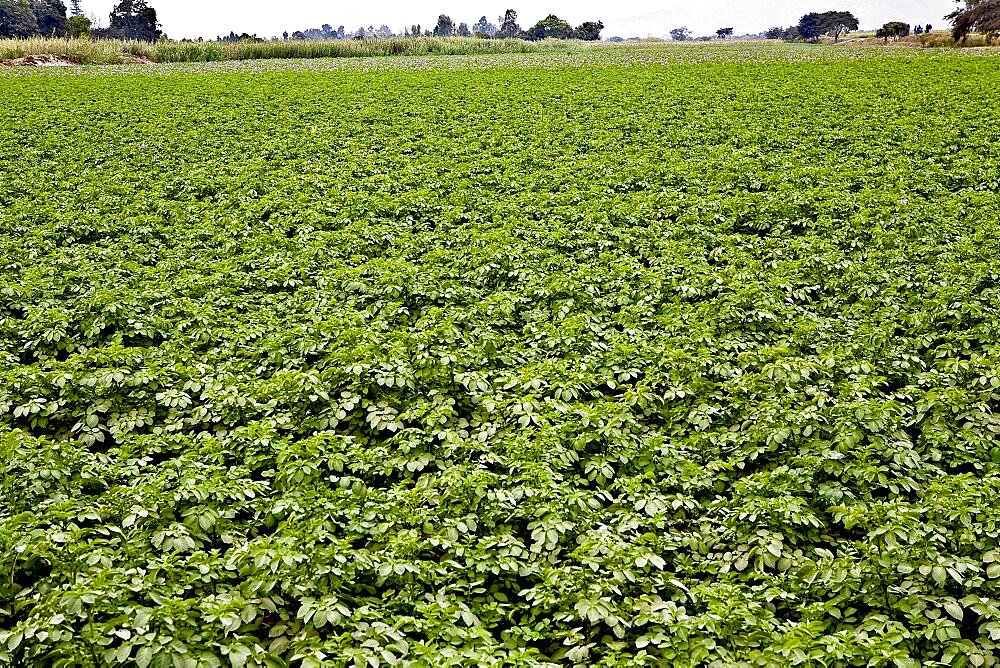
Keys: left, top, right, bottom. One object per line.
{"left": 2, "top": 46, "right": 1000, "bottom": 666}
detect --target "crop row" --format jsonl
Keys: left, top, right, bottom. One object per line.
{"left": 2, "top": 49, "right": 1000, "bottom": 666}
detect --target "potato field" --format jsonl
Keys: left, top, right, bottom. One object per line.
{"left": 3, "top": 45, "right": 1000, "bottom": 666}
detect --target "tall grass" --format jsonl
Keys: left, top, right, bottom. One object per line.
{"left": 208, "top": 37, "right": 576, "bottom": 62}
{"left": 0, "top": 36, "right": 588, "bottom": 65}
{"left": 0, "top": 37, "right": 132, "bottom": 64}
{"left": 911, "top": 32, "right": 996, "bottom": 47}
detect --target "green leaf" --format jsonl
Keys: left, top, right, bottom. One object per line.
{"left": 944, "top": 602, "right": 963, "bottom": 621}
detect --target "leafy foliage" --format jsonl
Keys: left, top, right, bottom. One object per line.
{"left": 496, "top": 9, "right": 520, "bottom": 39}
{"left": 524, "top": 14, "right": 573, "bottom": 41}
{"left": 106, "top": 0, "right": 161, "bottom": 41}
{"left": 670, "top": 27, "right": 692, "bottom": 41}
{"left": 472, "top": 16, "right": 497, "bottom": 38}
{"left": 877, "top": 22, "right": 912, "bottom": 41}
{"left": 28, "top": 0, "right": 67, "bottom": 36}
{"left": 2, "top": 45, "right": 1000, "bottom": 666}
{"left": 432, "top": 14, "right": 454, "bottom": 38}
{"left": 66, "top": 13, "right": 90, "bottom": 38}
{"left": 796, "top": 11, "right": 858, "bottom": 43}
{"left": 947, "top": 0, "right": 1000, "bottom": 41}
{"left": 818, "top": 11, "right": 859, "bottom": 42}
{"left": 572, "top": 21, "right": 604, "bottom": 41}
{"left": 0, "top": 0, "right": 39, "bottom": 37}
{"left": 797, "top": 12, "right": 824, "bottom": 41}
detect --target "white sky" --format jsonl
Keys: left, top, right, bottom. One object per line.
{"left": 81, "top": 0, "right": 956, "bottom": 40}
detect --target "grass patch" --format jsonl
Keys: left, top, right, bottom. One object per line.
{"left": 0, "top": 36, "right": 590, "bottom": 65}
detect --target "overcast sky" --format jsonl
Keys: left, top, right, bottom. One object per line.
{"left": 81, "top": 0, "right": 956, "bottom": 40}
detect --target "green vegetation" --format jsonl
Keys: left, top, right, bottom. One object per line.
{"left": 948, "top": 0, "right": 1000, "bottom": 42}
{"left": 794, "top": 11, "right": 861, "bottom": 43}
{"left": 2, "top": 45, "right": 1000, "bottom": 666}
{"left": 877, "top": 22, "right": 913, "bottom": 41}
{"left": 0, "top": 35, "right": 586, "bottom": 64}
{"left": 66, "top": 15, "right": 91, "bottom": 39}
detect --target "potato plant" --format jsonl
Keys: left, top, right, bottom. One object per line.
{"left": 2, "top": 46, "right": 1000, "bottom": 667}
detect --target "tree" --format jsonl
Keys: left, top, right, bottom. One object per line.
{"left": 68, "top": 0, "right": 81, "bottom": 15}
{"left": 819, "top": 10, "right": 859, "bottom": 42}
{"left": 876, "top": 21, "right": 910, "bottom": 40}
{"left": 572, "top": 21, "right": 603, "bottom": 40}
{"left": 715, "top": 27, "right": 733, "bottom": 39}
{"left": 782, "top": 26, "right": 802, "bottom": 41}
{"left": 30, "top": 0, "right": 67, "bottom": 35}
{"left": 433, "top": 14, "right": 454, "bottom": 36}
{"left": 947, "top": 0, "right": 1000, "bottom": 41}
{"left": 797, "top": 12, "right": 823, "bottom": 41}
{"left": 764, "top": 26, "right": 785, "bottom": 39}
{"left": 457, "top": 22, "right": 470, "bottom": 37}
{"left": 108, "top": 0, "right": 162, "bottom": 41}
{"left": 67, "top": 13, "right": 89, "bottom": 36}
{"left": 496, "top": 9, "right": 519, "bottom": 38}
{"left": 670, "top": 26, "right": 691, "bottom": 41}
{"left": 0, "top": 0, "right": 39, "bottom": 36}
{"left": 524, "top": 14, "right": 573, "bottom": 40}
{"left": 473, "top": 15, "right": 497, "bottom": 37}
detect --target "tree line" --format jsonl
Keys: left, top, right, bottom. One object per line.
{"left": 3, "top": 0, "right": 996, "bottom": 44}
{"left": 0, "top": 0, "right": 161, "bottom": 40}
{"left": 1, "top": 2, "right": 602, "bottom": 43}
{"left": 283, "top": 11, "right": 602, "bottom": 42}
{"left": 665, "top": 3, "right": 995, "bottom": 45}
{"left": 947, "top": 0, "right": 999, "bottom": 41}
{"left": 766, "top": 13, "right": 935, "bottom": 43}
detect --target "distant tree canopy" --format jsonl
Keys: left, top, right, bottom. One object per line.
{"left": 473, "top": 16, "right": 497, "bottom": 37}
{"left": 521, "top": 14, "right": 601, "bottom": 41}
{"left": 0, "top": 3, "right": 604, "bottom": 45}
{"left": 947, "top": 0, "right": 1000, "bottom": 41}
{"left": 0, "top": 0, "right": 76, "bottom": 37}
{"left": 106, "top": 0, "right": 162, "bottom": 41}
{"left": 781, "top": 26, "right": 802, "bottom": 41}
{"left": 797, "top": 12, "right": 823, "bottom": 41}
{"left": 572, "top": 20, "right": 603, "bottom": 40}
{"left": 30, "top": 0, "right": 68, "bottom": 36}
{"left": 432, "top": 14, "right": 454, "bottom": 36}
{"left": 496, "top": 9, "right": 520, "bottom": 38}
{"left": 670, "top": 26, "right": 691, "bottom": 41}
{"left": 523, "top": 14, "right": 572, "bottom": 40}
{"left": 0, "top": 0, "right": 39, "bottom": 37}
{"left": 218, "top": 31, "right": 263, "bottom": 42}
{"left": 764, "top": 26, "right": 784, "bottom": 39}
{"left": 876, "top": 21, "right": 911, "bottom": 40}
{"left": 66, "top": 13, "right": 89, "bottom": 36}
{"left": 795, "top": 10, "right": 858, "bottom": 42}
{"left": 820, "top": 10, "right": 859, "bottom": 42}
{"left": 716, "top": 27, "right": 734, "bottom": 39}
{"left": 0, "top": 0, "right": 74, "bottom": 37}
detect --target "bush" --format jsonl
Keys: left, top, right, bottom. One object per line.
{"left": 66, "top": 15, "right": 90, "bottom": 39}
